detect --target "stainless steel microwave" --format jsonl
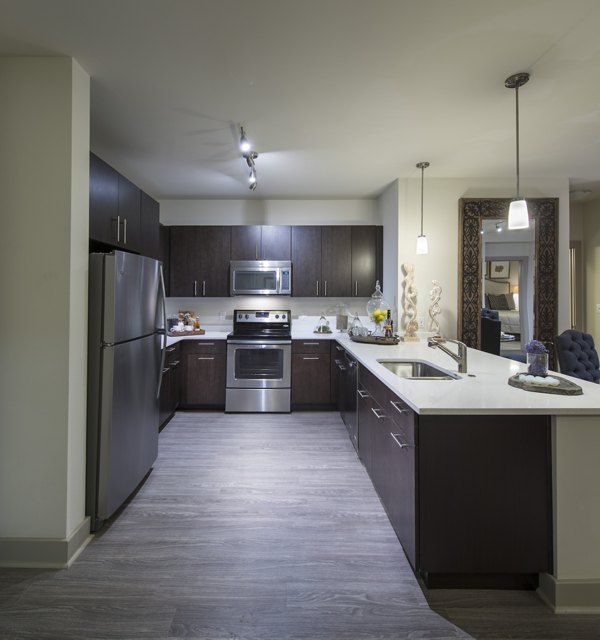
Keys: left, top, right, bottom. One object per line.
{"left": 230, "top": 260, "right": 292, "bottom": 296}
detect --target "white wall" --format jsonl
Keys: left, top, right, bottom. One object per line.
{"left": 0, "top": 58, "right": 89, "bottom": 543}
{"left": 377, "top": 180, "right": 401, "bottom": 319}
{"left": 160, "top": 199, "right": 378, "bottom": 226}
{"left": 581, "top": 199, "right": 600, "bottom": 336}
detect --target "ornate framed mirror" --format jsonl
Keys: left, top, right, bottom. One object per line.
{"left": 458, "top": 198, "right": 558, "bottom": 359}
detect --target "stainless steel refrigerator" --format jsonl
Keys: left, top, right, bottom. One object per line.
{"left": 86, "top": 250, "right": 166, "bottom": 531}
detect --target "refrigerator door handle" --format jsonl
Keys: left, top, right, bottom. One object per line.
{"left": 156, "top": 263, "right": 168, "bottom": 399}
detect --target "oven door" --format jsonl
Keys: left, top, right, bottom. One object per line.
{"left": 227, "top": 340, "right": 291, "bottom": 389}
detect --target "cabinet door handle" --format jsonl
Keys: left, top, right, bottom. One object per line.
{"left": 116, "top": 215, "right": 121, "bottom": 243}
{"left": 390, "top": 433, "right": 415, "bottom": 449}
{"left": 354, "top": 281, "right": 358, "bottom": 296}
{"left": 171, "top": 360, "right": 180, "bottom": 366}
{"left": 371, "top": 407, "right": 385, "bottom": 419}
{"left": 337, "top": 363, "right": 347, "bottom": 371}
{"left": 166, "top": 347, "right": 176, "bottom": 353}
{"left": 194, "top": 280, "right": 198, "bottom": 296}
{"left": 303, "top": 356, "right": 319, "bottom": 360}
{"left": 202, "top": 280, "right": 206, "bottom": 296}
{"left": 256, "top": 245, "right": 259, "bottom": 260}
{"left": 390, "top": 400, "right": 409, "bottom": 415}
{"left": 123, "top": 217, "right": 127, "bottom": 244}
{"left": 201, "top": 343, "right": 215, "bottom": 346}
{"left": 162, "top": 367, "right": 170, "bottom": 374}
{"left": 303, "top": 342, "right": 319, "bottom": 346}
{"left": 197, "top": 356, "right": 214, "bottom": 360}
{"left": 357, "top": 389, "right": 369, "bottom": 398}
{"left": 316, "top": 281, "right": 319, "bottom": 296}
{"left": 324, "top": 280, "right": 327, "bottom": 296}
{"left": 335, "top": 345, "right": 344, "bottom": 352}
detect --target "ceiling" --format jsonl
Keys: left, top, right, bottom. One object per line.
{"left": 2, "top": 0, "right": 600, "bottom": 201}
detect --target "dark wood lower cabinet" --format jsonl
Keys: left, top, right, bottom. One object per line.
{"left": 291, "top": 340, "right": 332, "bottom": 409}
{"left": 159, "top": 343, "right": 181, "bottom": 431}
{"left": 357, "top": 364, "right": 551, "bottom": 589}
{"left": 181, "top": 340, "right": 226, "bottom": 408}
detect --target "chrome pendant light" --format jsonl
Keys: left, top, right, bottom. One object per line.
{"left": 505, "top": 72, "right": 530, "bottom": 229}
{"left": 416, "top": 161, "right": 430, "bottom": 254}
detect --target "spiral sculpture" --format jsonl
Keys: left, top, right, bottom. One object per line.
{"left": 428, "top": 280, "right": 442, "bottom": 335}
{"left": 402, "top": 262, "right": 419, "bottom": 340}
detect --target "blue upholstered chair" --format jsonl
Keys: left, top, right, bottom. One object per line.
{"left": 554, "top": 330, "right": 600, "bottom": 383}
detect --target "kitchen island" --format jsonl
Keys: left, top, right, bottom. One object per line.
{"left": 334, "top": 333, "right": 600, "bottom": 614}
{"left": 167, "top": 327, "right": 600, "bottom": 612}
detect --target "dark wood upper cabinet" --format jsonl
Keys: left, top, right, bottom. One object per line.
{"left": 321, "top": 225, "right": 352, "bottom": 297}
{"left": 117, "top": 174, "right": 141, "bottom": 252}
{"left": 89, "top": 152, "right": 160, "bottom": 260}
{"left": 140, "top": 191, "right": 160, "bottom": 260}
{"left": 89, "top": 153, "right": 119, "bottom": 246}
{"left": 351, "top": 225, "right": 381, "bottom": 297}
{"left": 169, "top": 226, "right": 231, "bottom": 297}
{"left": 159, "top": 224, "right": 171, "bottom": 296}
{"left": 291, "top": 226, "right": 322, "bottom": 297}
{"left": 231, "top": 225, "right": 291, "bottom": 261}
{"left": 291, "top": 225, "right": 381, "bottom": 297}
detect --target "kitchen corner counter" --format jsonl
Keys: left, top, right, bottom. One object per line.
{"left": 334, "top": 333, "right": 600, "bottom": 416}
{"left": 166, "top": 331, "right": 229, "bottom": 346}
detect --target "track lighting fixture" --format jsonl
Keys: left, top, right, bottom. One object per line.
{"left": 239, "top": 126, "right": 259, "bottom": 190}
{"left": 505, "top": 72, "right": 530, "bottom": 230}
{"left": 415, "top": 161, "right": 430, "bottom": 255}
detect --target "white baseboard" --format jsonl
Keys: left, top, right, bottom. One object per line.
{"left": 0, "top": 517, "right": 91, "bottom": 568}
{"left": 538, "top": 573, "right": 600, "bottom": 613}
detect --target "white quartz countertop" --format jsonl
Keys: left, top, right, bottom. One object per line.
{"left": 335, "top": 333, "right": 600, "bottom": 416}
{"left": 165, "top": 324, "right": 600, "bottom": 416}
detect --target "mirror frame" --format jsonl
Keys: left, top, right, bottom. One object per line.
{"left": 458, "top": 198, "right": 558, "bottom": 357}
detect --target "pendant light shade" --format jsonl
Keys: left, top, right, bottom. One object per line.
{"left": 508, "top": 199, "right": 529, "bottom": 229}
{"left": 505, "top": 72, "right": 530, "bottom": 230}
{"left": 416, "top": 161, "right": 430, "bottom": 254}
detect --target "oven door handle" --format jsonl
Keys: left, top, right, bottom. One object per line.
{"left": 227, "top": 339, "right": 292, "bottom": 346}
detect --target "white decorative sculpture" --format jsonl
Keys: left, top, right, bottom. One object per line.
{"left": 428, "top": 280, "right": 442, "bottom": 336}
{"left": 401, "top": 262, "right": 419, "bottom": 341}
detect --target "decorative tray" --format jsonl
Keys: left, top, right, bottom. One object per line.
{"left": 168, "top": 329, "right": 206, "bottom": 336}
{"left": 508, "top": 374, "right": 583, "bottom": 396}
{"left": 350, "top": 335, "right": 400, "bottom": 345}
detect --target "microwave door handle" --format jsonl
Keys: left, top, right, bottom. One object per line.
{"left": 276, "top": 268, "right": 281, "bottom": 294}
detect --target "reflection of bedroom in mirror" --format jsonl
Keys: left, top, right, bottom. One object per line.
{"left": 458, "top": 198, "right": 558, "bottom": 364}
{"left": 482, "top": 219, "right": 535, "bottom": 355}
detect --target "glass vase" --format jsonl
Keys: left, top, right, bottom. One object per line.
{"left": 527, "top": 352, "right": 548, "bottom": 377}
{"left": 371, "top": 322, "right": 384, "bottom": 337}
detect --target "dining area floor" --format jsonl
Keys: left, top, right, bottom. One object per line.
{"left": 1, "top": 412, "right": 599, "bottom": 639}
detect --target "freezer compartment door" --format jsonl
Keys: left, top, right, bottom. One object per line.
{"left": 97, "top": 334, "right": 160, "bottom": 520}
{"left": 101, "top": 251, "right": 161, "bottom": 343}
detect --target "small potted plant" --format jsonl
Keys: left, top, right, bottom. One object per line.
{"left": 525, "top": 340, "right": 549, "bottom": 376}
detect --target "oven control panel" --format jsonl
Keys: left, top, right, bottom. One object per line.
{"left": 235, "top": 310, "right": 289, "bottom": 324}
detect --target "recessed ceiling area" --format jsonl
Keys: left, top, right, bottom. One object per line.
{"left": 1, "top": 0, "right": 600, "bottom": 200}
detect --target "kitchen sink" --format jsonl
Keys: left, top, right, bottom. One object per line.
{"left": 376, "top": 359, "right": 460, "bottom": 380}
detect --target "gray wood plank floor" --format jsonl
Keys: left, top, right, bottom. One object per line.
{"left": 0, "top": 411, "right": 598, "bottom": 639}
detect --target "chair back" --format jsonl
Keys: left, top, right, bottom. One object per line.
{"left": 554, "top": 330, "right": 600, "bottom": 383}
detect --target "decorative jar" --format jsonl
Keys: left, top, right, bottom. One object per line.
{"left": 526, "top": 352, "right": 548, "bottom": 377}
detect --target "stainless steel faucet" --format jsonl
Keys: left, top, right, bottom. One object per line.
{"left": 428, "top": 338, "right": 468, "bottom": 373}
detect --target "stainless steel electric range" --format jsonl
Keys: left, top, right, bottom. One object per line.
{"left": 225, "top": 310, "right": 292, "bottom": 413}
